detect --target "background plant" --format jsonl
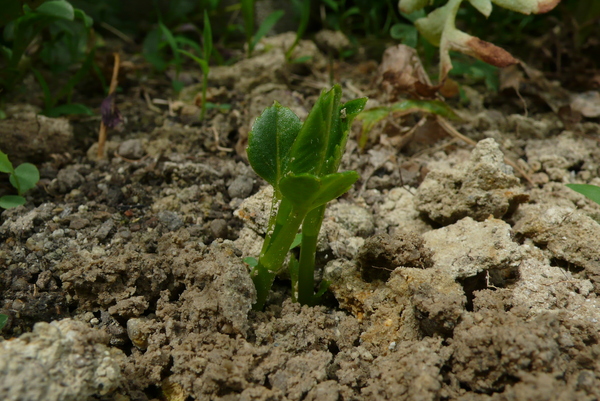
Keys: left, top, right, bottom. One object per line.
{"left": 0, "top": 150, "right": 40, "bottom": 209}
{"left": 246, "top": 85, "right": 367, "bottom": 310}
{"left": 240, "top": 0, "right": 284, "bottom": 57}
{"left": 398, "top": 0, "right": 561, "bottom": 81}
{"left": 178, "top": 10, "right": 213, "bottom": 120}
{"left": 0, "top": 0, "right": 95, "bottom": 116}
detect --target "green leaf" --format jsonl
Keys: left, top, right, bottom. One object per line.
{"left": 240, "top": 0, "right": 254, "bottom": 46}
{"left": 0, "top": 195, "right": 26, "bottom": 209}
{"left": 279, "top": 171, "right": 359, "bottom": 211}
{"left": 290, "top": 55, "right": 312, "bottom": 64}
{"left": 0, "top": 313, "right": 7, "bottom": 329}
{"left": 12, "top": 162, "right": 39, "bottom": 194}
{"left": 158, "top": 22, "right": 181, "bottom": 72}
{"left": 390, "top": 23, "right": 418, "bottom": 48}
{"left": 325, "top": 96, "right": 367, "bottom": 173}
{"left": 251, "top": 10, "right": 284, "bottom": 51}
{"left": 389, "top": 99, "right": 460, "bottom": 119}
{"left": 0, "top": 151, "right": 14, "bottom": 173}
{"left": 42, "top": 103, "right": 94, "bottom": 117}
{"left": 566, "top": 184, "right": 600, "bottom": 206}
{"left": 178, "top": 49, "right": 209, "bottom": 75}
{"left": 290, "top": 233, "right": 303, "bottom": 249}
{"left": 247, "top": 103, "right": 302, "bottom": 189}
{"left": 307, "top": 171, "right": 359, "bottom": 209}
{"left": 74, "top": 8, "right": 93, "bottom": 28}
{"left": 287, "top": 87, "right": 339, "bottom": 177}
{"left": 22, "top": 0, "right": 51, "bottom": 10}
{"left": 32, "top": 68, "right": 52, "bottom": 109}
{"left": 203, "top": 10, "right": 213, "bottom": 63}
{"left": 243, "top": 256, "right": 258, "bottom": 267}
{"left": 35, "top": 0, "right": 74, "bottom": 20}
{"left": 279, "top": 174, "right": 320, "bottom": 210}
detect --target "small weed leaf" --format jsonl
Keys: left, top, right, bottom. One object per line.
{"left": 566, "top": 184, "right": 600, "bottom": 206}
{"left": 36, "top": 0, "right": 75, "bottom": 20}
{"left": 45, "top": 103, "right": 94, "bottom": 117}
{"left": 0, "top": 151, "right": 13, "bottom": 173}
{"left": 11, "top": 163, "right": 39, "bottom": 194}
{"left": 251, "top": 10, "right": 284, "bottom": 51}
{"left": 0, "top": 195, "right": 26, "bottom": 209}
{"left": 243, "top": 257, "right": 258, "bottom": 267}
{"left": 0, "top": 313, "right": 7, "bottom": 329}
{"left": 247, "top": 103, "right": 302, "bottom": 190}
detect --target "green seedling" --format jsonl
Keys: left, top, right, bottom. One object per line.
{"left": 1, "top": 0, "right": 93, "bottom": 93}
{"left": 566, "top": 184, "right": 600, "bottom": 206}
{"left": 178, "top": 10, "right": 213, "bottom": 120}
{"left": 0, "top": 313, "right": 7, "bottom": 330}
{"left": 246, "top": 85, "right": 367, "bottom": 310}
{"left": 285, "top": 0, "right": 311, "bottom": 61}
{"left": 398, "top": 0, "right": 560, "bottom": 81}
{"left": 0, "top": 150, "right": 40, "bottom": 209}
{"left": 240, "top": 0, "right": 284, "bottom": 57}
{"left": 355, "top": 99, "right": 460, "bottom": 148}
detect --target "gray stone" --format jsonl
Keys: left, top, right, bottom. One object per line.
{"left": 228, "top": 175, "right": 254, "bottom": 199}
{"left": 158, "top": 210, "right": 184, "bottom": 231}
{"left": 117, "top": 139, "right": 145, "bottom": 160}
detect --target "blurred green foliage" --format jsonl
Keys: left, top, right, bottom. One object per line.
{"left": 0, "top": 0, "right": 94, "bottom": 116}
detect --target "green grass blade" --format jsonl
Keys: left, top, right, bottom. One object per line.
{"left": 158, "top": 22, "right": 181, "bottom": 73}
{"left": 251, "top": 10, "right": 284, "bottom": 52}
{"left": 0, "top": 151, "right": 14, "bottom": 173}
{"left": 566, "top": 184, "right": 600, "bottom": 206}
{"left": 203, "top": 10, "right": 213, "bottom": 63}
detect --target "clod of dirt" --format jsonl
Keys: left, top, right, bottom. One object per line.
{"left": 0, "top": 319, "right": 124, "bottom": 401}
{"left": 362, "top": 337, "right": 450, "bottom": 400}
{"left": 422, "top": 217, "right": 522, "bottom": 284}
{"left": 514, "top": 205, "right": 600, "bottom": 293}
{"left": 450, "top": 310, "right": 600, "bottom": 397}
{"left": 209, "top": 33, "right": 324, "bottom": 92}
{"left": 416, "top": 138, "right": 528, "bottom": 225}
{"left": 524, "top": 133, "right": 594, "bottom": 182}
{"left": 372, "top": 186, "right": 432, "bottom": 235}
{"left": 117, "top": 139, "right": 145, "bottom": 159}
{"left": 314, "top": 29, "right": 352, "bottom": 56}
{"left": 319, "top": 202, "right": 375, "bottom": 259}
{"left": 0, "top": 112, "right": 73, "bottom": 165}
{"left": 356, "top": 229, "right": 433, "bottom": 282}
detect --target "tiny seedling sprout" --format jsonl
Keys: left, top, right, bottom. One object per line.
{"left": 0, "top": 150, "right": 40, "bottom": 209}
{"left": 246, "top": 85, "right": 367, "bottom": 310}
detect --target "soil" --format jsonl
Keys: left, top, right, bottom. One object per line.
{"left": 2, "top": 31, "right": 600, "bottom": 401}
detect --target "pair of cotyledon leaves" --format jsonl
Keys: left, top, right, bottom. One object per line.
{"left": 247, "top": 85, "right": 367, "bottom": 212}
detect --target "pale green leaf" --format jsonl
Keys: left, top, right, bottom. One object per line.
{"left": 251, "top": 10, "right": 284, "bottom": 51}
{"left": 0, "top": 195, "right": 26, "bottom": 209}
{"left": 247, "top": 104, "right": 302, "bottom": 189}
{"left": 35, "top": 0, "right": 74, "bottom": 20}
{"left": 287, "top": 87, "right": 338, "bottom": 176}
{"left": 0, "top": 151, "right": 13, "bottom": 173}
{"left": 12, "top": 163, "right": 39, "bottom": 193}
{"left": 399, "top": 0, "right": 431, "bottom": 13}
{"left": 469, "top": 0, "right": 493, "bottom": 16}
{"left": 566, "top": 184, "right": 600, "bottom": 206}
